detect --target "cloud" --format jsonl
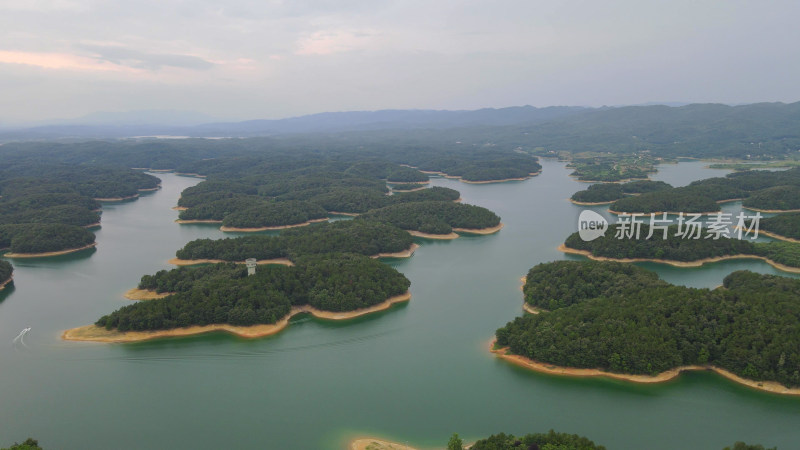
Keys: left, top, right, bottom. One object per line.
{"left": 294, "top": 29, "right": 376, "bottom": 56}
{"left": 0, "top": 50, "right": 133, "bottom": 72}
{"left": 78, "top": 44, "right": 215, "bottom": 70}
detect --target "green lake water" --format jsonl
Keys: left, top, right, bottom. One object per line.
{"left": 1, "top": 160, "right": 798, "bottom": 450}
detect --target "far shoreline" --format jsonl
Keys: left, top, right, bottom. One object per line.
{"left": 489, "top": 339, "right": 800, "bottom": 396}
{"left": 743, "top": 205, "right": 800, "bottom": 213}
{"left": 167, "top": 257, "right": 295, "bottom": 266}
{"left": 3, "top": 243, "right": 97, "bottom": 258}
{"left": 62, "top": 291, "right": 411, "bottom": 343}
{"left": 558, "top": 243, "right": 800, "bottom": 274}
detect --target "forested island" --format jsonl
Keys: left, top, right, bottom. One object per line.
{"left": 566, "top": 153, "right": 660, "bottom": 182}
{"left": 608, "top": 168, "right": 800, "bottom": 214}
{"left": 494, "top": 260, "right": 800, "bottom": 394}
{"left": 561, "top": 224, "right": 800, "bottom": 273}
{"left": 173, "top": 220, "right": 415, "bottom": 263}
{"left": 360, "top": 201, "right": 502, "bottom": 237}
{"left": 64, "top": 253, "right": 410, "bottom": 342}
{"left": 570, "top": 180, "right": 672, "bottom": 204}
{"left": 0, "top": 163, "right": 159, "bottom": 258}
{"left": 0, "top": 260, "right": 12, "bottom": 290}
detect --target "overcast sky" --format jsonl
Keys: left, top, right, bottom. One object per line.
{"left": 1, "top": 0, "right": 799, "bottom": 123}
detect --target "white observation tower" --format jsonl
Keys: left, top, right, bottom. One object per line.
{"left": 245, "top": 258, "right": 257, "bottom": 276}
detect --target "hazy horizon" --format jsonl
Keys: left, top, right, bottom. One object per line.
{"left": 2, "top": 1, "right": 799, "bottom": 123}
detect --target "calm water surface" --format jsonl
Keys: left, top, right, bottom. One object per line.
{"left": 1, "top": 161, "right": 798, "bottom": 450}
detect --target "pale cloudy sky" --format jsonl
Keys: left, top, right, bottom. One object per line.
{"left": 1, "top": 0, "right": 799, "bottom": 123}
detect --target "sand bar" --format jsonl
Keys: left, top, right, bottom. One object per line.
{"left": 219, "top": 218, "right": 328, "bottom": 232}
{"left": 62, "top": 292, "right": 411, "bottom": 343}
{"left": 4, "top": 243, "right": 97, "bottom": 258}
{"left": 490, "top": 339, "right": 800, "bottom": 396}
{"left": 167, "top": 257, "right": 294, "bottom": 266}
{"left": 124, "top": 288, "right": 172, "bottom": 300}
{"left": 558, "top": 244, "right": 800, "bottom": 274}
{"left": 453, "top": 222, "right": 504, "bottom": 235}
{"left": 0, "top": 276, "right": 12, "bottom": 291}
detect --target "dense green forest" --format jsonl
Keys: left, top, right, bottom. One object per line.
{"left": 361, "top": 201, "right": 501, "bottom": 234}
{"left": 742, "top": 185, "right": 800, "bottom": 210}
{"left": 571, "top": 180, "right": 672, "bottom": 203}
{"left": 760, "top": 212, "right": 800, "bottom": 239}
{"left": 609, "top": 168, "right": 800, "bottom": 213}
{"left": 0, "top": 224, "right": 96, "bottom": 254}
{"left": 221, "top": 200, "right": 328, "bottom": 228}
{"left": 175, "top": 220, "right": 413, "bottom": 261}
{"left": 390, "top": 183, "right": 426, "bottom": 191}
{"left": 0, "top": 164, "right": 159, "bottom": 257}
{"left": 96, "top": 253, "right": 410, "bottom": 331}
{"left": 496, "top": 260, "right": 800, "bottom": 387}
{"left": 563, "top": 225, "right": 800, "bottom": 269}
{"left": 0, "top": 260, "right": 12, "bottom": 283}
{"left": 464, "top": 430, "right": 605, "bottom": 450}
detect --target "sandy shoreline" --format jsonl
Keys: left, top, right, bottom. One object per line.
{"left": 489, "top": 339, "right": 800, "bottom": 396}
{"left": 94, "top": 194, "right": 139, "bottom": 202}
{"left": 372, "top": 243, "right": 419, "bottom": 259}
{"left": 350, "top": 438, "right": 419, "bottom": 450}
{"left": 558, "top": 244, "right": 800, "bottom": 274}
{"left": 172, "top": 206, "right": 188, "bottom": 211}
{"left": 327, "top": 211, "right": 361, "bottom": 216}
{"left": 4, "top": 243, "right": 97, "bottom": 258}
{"left": 167, "top": 257, "right": 295, "bottom": 266}
{"left": 62, "top": 292, "right": 411, "bottom": 343}
{"left": 84, "top": 222, "right": 102, "bottom": 228}
{"left": 391, "top": 186, "right": 427, "bottom": 192}
{"left": 138, "top": 186, "right": 162, "bottom": 192}
{"left": 522, "top": 303, "right": 543, "bottom": 314}
{"left": 454, "top": 223, "right": 504, "bottom": 235}
{"left": 607, "top": 208, "right": 721, "bottom": 216}
{"left": 407, "top": 230, "right": 459, "bottom": 240}
{"left": 175, "top": 219, "right": 223, "bottom": 224}
{"left": 124, "top": 288, "right": 172, "bottom": 300}
{"left": 569, "top": 199, "right": 615, "bottom": 206}
{"left": 387, "top": 180, "right": 430, "bottom": 185}
{"left": 219, "top": 218, "right": 328, "bottom": 232}
{"left": 743, "top": 206, "right": 800, "bottom": 213}
{"left": 0, "top": 276, "right": 12, "bottom": 291}
{"left": 758, "top": 229, "right": 800, "bottom": 243}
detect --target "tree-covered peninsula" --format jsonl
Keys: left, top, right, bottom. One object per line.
{"left": 495, "top": 260, "right": 800, "bottom": 390}
{"left": 760, "top": 212, "right": 800, "bottom": 241}
{"left": 609, "top": 168, "right": 800, "bottom": 213}
{"left": 562, "top": 224, "right": 800, "bottom": 271}
{"left": 570, "top": 180, "right": 672, "bottom": 204}
{"left": 0, "top": 224, "right": 96, "bottom": 255}
{"left": 468, "top": 430, "right": 606, "bottom": 450}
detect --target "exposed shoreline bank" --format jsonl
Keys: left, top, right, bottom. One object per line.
{"left": 489, "top": 339, "right": 800, "bottom": 396}
{"left": 3, "top": 243, "right": 97, "bottom": 258}
{"left": 406, "top": 223, "right": 503, "bottom": 240}
{"left": 0, "top": 276, "right": 12, "bottom": 291}
{"left": 759, "top": 229, "right": 800, "bottom": 243}
{"left": 743, "top": 206, "right": 800, "bottom": 213}
{"left": 124, "top": 288, "right": 172, "bottom": 300}
{"left": 372, "top": 243, "right": 419, "bottom": 259}
{"left": 558, "top": 244, "right": 800, "bottom": 274}
{"left": 219, "top": 218, "right": 328, "bottom": 232}
{"left": 62, "top": 291, "right": 411, "bottom": 343}
{"left": 95, "top": 194, "right": 139, "bottom": 202}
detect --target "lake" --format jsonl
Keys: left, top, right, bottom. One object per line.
{"left": 1, "top": 160, "right": 798, "bottom": 449}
